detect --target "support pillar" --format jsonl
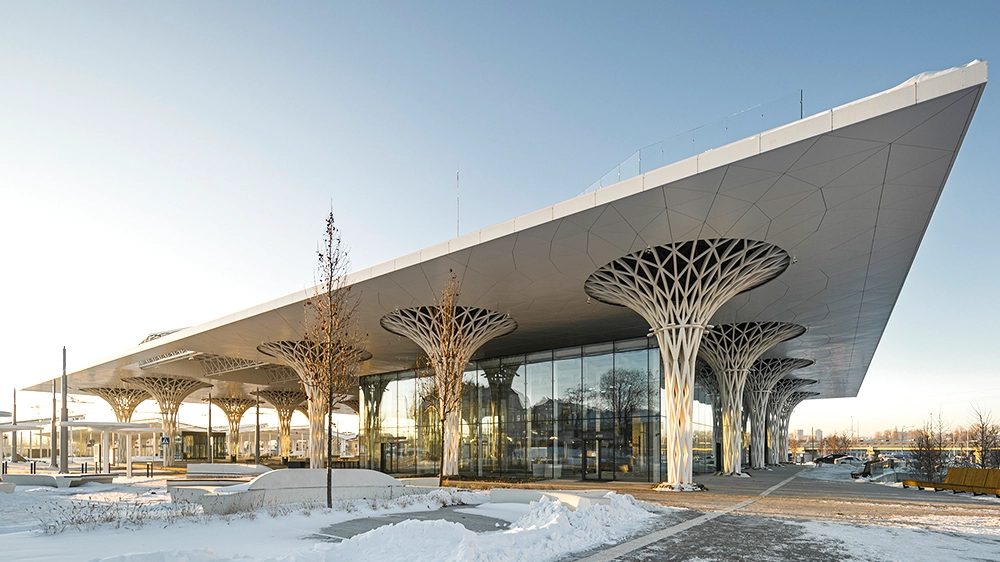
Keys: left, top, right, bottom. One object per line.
{"left": 122, "top": 377, "right": 211, "bottom": 467}
{"left": 766, "top": 377, "right": 816, "bottom": 464}
{"left": 780, "top": 391, "right": 820, "bottom": 461}
{"left": 80, "top": 386, "right": 151, "bottom": 471}
{"left": 745, "top": 357, "right": 812, "bottom": 469}
{"left": 208, "top": 397, "right": 257, "bottom": 462}
{"left": 380, "top": 305, "right": 517, "bottom": 478}
{"left": 255, "top": 389, "right": 307, "bottom": 462}
{"left": 257, "top": 342, "right": 372, "bottom": 468}
{"left": 585, "top": 239, "right": 791, "bottom": 487}
{"left": 697, "top": 322, "right": 805, "bottom": 475}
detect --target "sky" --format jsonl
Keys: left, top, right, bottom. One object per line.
{"left": 1, "top": 2, "right": 998, "bottom": 438}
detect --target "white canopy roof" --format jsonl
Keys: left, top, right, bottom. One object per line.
{"left": 26, "top": 61, "right": 988, "bottom": 404}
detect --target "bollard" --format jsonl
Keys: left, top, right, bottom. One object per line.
{"left": 30, "top": 461, "right": 37, "bottom": 475}
{"left": 145, "top": 461, "right": 153, "bottom": 478}
{"left": 1, "top": 461, "right": 6, "bottom": 474}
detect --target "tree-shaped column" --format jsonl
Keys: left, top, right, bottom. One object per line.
{"left": 694, "top": 362, "right": 722, "bottom": 472}
{"left": 80, "top": 386, "right": 151, "bottom": 467}
{"left": 257, "top": 341, "right": 372, "bottom": 468}
{"left": 697, "top": 322, "right": 805, "bottom": 475}
{"left": 745, "top": 357, "right": 812, "bottom": 469}
{"left": 766, "top": 377, "right": 816, "bottom": 464}
{"left": 380, "top": 306, "right": 517, "bottom": 477}
{"left": 779, "top": 391, "right": 820, "bottom": 462}
{"left": 122, "top": 376, "right": 212, "bottom": 467}
{"left": 585, "top": 239, "right": 790, "bottom": 487}
{"left": 80, "top": 387, "right": 150, "bottom": 423}
{"left": 208, "top": 396, "right": 257, "bottom": 461}
{"left": 255, "top": 388, "right": 307, "bottom": 461}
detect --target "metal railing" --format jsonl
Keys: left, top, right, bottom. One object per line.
{"left": 583, "top": 91, "right": 802, "bottom": 194}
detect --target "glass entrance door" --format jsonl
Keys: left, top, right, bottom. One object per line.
{"left": 583, "top": 439, "right": 614, "bottom": 480}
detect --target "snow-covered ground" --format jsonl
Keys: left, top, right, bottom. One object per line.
{"left": 3, "top": 469, "right": 1000, "bottom": 561}
{"left": 0, "top": 479, "right": 667, "bottom": 562}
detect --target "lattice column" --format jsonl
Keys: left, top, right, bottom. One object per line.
{"left": 255, "top": 389, "right": 307, "bottom": 460}
{"left": 585, "top": 239, "right": 790, "bottom": 487}
{"left": 122, "top": 376, "right": 212, "bottom": 467}
{"left": 694, "top": 362, "right": 722, "bottom": 471}
{"left": 780, "top": 391, "right": 820, "bottom": 461}
{"left": 257, "top": 341, "right": 371, "bottom": 468}
{"left": 697, "top": 322, "right": 805, "bottom": 475}
{"left": 381, "top": 306, "right": 517, "bottom": 476}
{"left": 766, "top": 377, "right": 816, "bottom": 464}
{"left": 80, "top": 387, "right": 150, "bottom": 423}
{"left": 80, "top": 387, "right": 151, "bottom": 467}
{"left": 209, "top": 397, "right": 257, "bottom": 460}
{"left": 745, "top": 356, "right": 811, "bottom": 469}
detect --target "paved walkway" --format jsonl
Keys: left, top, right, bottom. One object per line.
{"left": 314, "top": 465, "right": 1000, "bottom": 559}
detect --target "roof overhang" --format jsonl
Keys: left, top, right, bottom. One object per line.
{"left": 26, "top": 61, "right": 988, "bottom": 403}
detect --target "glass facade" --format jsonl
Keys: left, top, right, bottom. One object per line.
{"left": 359, "top": 336, "right": 714, "bottom": 482}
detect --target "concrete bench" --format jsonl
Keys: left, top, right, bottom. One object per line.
{"left": 184, "top": 463, "right": 271, "bottom": 477}
{"left": 2, "top": 473, "right": 117, "bottom": 489}
{"left": 196, "top": 468, "right": 432, "bottom": 515}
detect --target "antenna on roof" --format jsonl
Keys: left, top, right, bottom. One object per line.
{"left": 456, "top": 167, "right": 460, "bottom": 237}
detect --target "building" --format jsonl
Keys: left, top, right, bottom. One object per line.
{"left": 25, "top": 62, "right": 987, "bottom": 484}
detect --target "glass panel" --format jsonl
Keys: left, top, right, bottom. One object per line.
{"left": 526, "top": 360, "right": 553, "bottom": 471}
{"left": 611, "top": 349, "right": 650, "bottom": 481}
{"left": 394, "top": 376, "right": 417, "bottom": 474}
{"left": 554, "top": 356, "right": 582, "bottom": 476}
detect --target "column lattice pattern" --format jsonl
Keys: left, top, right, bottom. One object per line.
{"left": 585, "top": 239, "right": 790, "bottom": 487}
{"left": 766, "top": 376, "right": 816, "bottom": 464}
{"left": 745, "top": 357, "right": 812, "bottom": 469}
{"left": 122, "top": 376, "right": 212, "bottom": 467}
{"left": 780, "top": 391, "right": 820, "bottom": 460}
{"left": 257, "top": 341, "right": 371, "bottom": 468}
{"left": 697, "top": 322, "right": 805, "bottom": 474}
{"left": 255, "top": 389, "right": 307, "bottom": 459}
{"left": 79, "top": 387, "right": 150, "bottom": 422}
{"left": 209, "top": 397, "right": 257, "bottom": 459}
{"left": 380, "top": 306, "right": 517, "bottom": 475}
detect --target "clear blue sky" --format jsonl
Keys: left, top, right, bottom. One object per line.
{"left": 1, "top": 2, "right": 998, "bottom": 437}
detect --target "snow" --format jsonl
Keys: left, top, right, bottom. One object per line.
{"left": 0, "top": 479, "right": 656, "bottom": 562}
{"left": 800, "top": 517, "right": 1000, "bottom": 562}
{"left": 4, "top": 471, "right": 1000, "bottom": 561}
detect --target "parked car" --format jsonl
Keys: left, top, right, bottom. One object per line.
{"left": 834, "top": 455, "right": 863, "bottom": 466}
{"left": 813, "top": 454, "right": 847, "bottom": 464}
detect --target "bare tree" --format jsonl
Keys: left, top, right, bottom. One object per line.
{"left": 821, "top": 431, "right": 853, "bottom": 455}
{"left": 913, "top": 415, "right": 948, "bottom": 482}
{"left": 968, "top": 404, "right": 1000, "bottom": 469}
{"left": 418, "top": 273, "right": 469, "bottom": 486}
{"left": 304, "top": 211, "right": 368, "bottom": 507}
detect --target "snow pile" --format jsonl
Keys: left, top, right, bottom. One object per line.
{"left": 82, "top": 493, "right": 655, "bottom": 562}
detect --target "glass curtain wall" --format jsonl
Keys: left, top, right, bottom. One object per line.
{"left": 359, "top": 336, "right": 715, "bottom": 482}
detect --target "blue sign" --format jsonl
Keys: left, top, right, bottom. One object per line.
{"left": 160, "top": 437, "right": 170, "bottom": 445}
